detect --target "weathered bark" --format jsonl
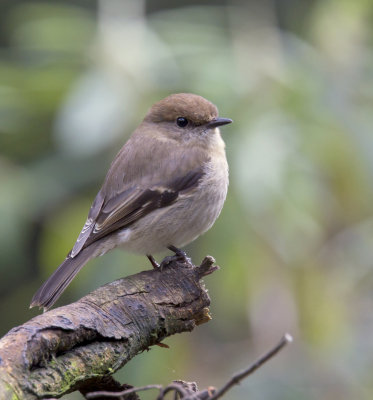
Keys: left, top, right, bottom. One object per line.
{"left": 0, "top": 256, "right": 217, "bottom": 400}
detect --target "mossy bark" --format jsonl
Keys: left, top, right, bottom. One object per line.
{"left": 0, "top": 257, "right": 216, "bottom": 399}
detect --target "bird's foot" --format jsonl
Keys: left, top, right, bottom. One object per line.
{"left": 159, "top": 245, "right": 192, "bottom": 270}
{"left": 148, "top": 247, "right": 192, "bottom": 271}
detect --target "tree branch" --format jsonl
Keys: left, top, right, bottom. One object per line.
{"left": 0, "top": 256, "right": 217, "bottom": 399}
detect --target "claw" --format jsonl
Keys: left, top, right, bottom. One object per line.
{"left": 159, "top": 255, "right": 177, "bottom": 270}
{"left": 164, "top": 245, "right": 192, "bottom": 267}
{"left": 149, "top": 247, "right": 192, "bottom": 271}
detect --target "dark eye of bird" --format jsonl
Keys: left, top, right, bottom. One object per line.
{"left": 176, "top": 117, "right": 188, "bottom": 128}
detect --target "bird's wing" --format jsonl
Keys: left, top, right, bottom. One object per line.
{"left": 70, "top": 131, "right": 208, "bottom": 257}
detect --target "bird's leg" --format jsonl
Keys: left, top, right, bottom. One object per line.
{"left": 168, "top": 245, "right": 189, "bottom": 261}
{"left": 147, "top": 254, "right": 160, "bottom": 269}
{"left": 159, "top": 245, "right": 191, "bottom": 269}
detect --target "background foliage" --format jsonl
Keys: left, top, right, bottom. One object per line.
{"left": 1, "top": 0, "right": 373, "bottom": 399}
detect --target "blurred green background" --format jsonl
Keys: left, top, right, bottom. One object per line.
{"left": 1, "top": 0, "right": 373, "bottom": 399}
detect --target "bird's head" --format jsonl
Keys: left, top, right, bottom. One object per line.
{"left": 143, "top": 93, "right": 232, "bottom": 145}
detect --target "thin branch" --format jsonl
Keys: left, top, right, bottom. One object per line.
{"left": 86, "top": 384, "right": 163, "bottom": 399}
{"left": 85, "top": 334, "right": 293, "bottom": 400}
{"left": 208, "top": 333, "right": 293, "bottom": 400}
{"left": 156, "top": 383, "right": 189, "bottom": 400}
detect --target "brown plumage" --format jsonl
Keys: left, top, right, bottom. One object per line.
{"left": 30, "top": 93, "right": 232, "bottom": 310}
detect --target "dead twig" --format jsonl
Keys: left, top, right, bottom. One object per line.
{"left": 208, "top": 333, "right": 293, "bottom": 400}
{"left": 85, "top": 333, "right": 293, "bottom": 400}
{"left": 86, "top": 384, "right": 162, "bottom": 399}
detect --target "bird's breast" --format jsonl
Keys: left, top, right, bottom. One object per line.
{"left": 113, "top": 145, "right": 228, "bottom": 255}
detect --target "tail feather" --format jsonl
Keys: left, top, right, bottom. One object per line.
{"left": 30, "top": 242, "right": 100, "bottom": 310}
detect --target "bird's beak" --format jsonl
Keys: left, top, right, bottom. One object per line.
{"left": 206, "top": 117, "right": 233, "bottom": 129}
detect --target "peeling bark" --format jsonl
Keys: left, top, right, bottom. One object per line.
{"left": 0, "top": 256, "right": 217, "bottom": 399}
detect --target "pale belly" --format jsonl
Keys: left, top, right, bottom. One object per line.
{"left": 115, "top": 161, "right": 228, "bottom": 255}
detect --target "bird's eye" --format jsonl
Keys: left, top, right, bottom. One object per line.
{"left": 176, "top": 117, "right": 188, "bottom": 128}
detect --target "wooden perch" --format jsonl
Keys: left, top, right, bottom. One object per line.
{"left": 0, "top": 256, "right": 217, "bottom": 400}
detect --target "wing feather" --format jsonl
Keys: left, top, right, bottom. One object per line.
{"left": 77, "top": 167, "right": 205, "bottom": 251}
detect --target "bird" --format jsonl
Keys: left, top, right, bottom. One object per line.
{"left": 30, "top": 93, "right": 232, "bottom": 310}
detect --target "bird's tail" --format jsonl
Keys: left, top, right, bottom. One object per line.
{"left": 30, "top": 242, "right": 101, "bottom": 311}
